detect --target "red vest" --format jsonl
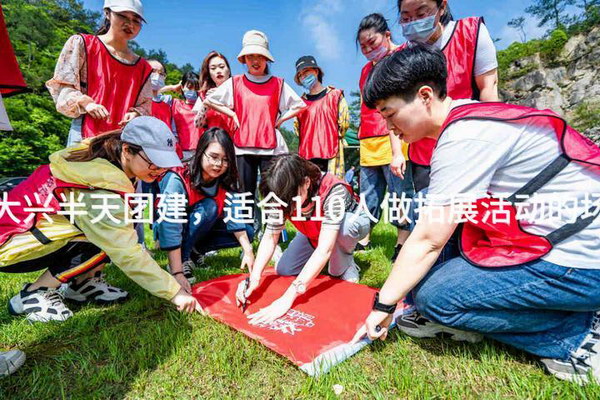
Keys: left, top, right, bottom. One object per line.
{"left": 297, "top": 88, "right": 343, "bottom": 160}
{"left": 80, "top": 34, "right": 152, "bottom": 138}
{"left": 0, "top": 165, "right": 125, "bottom": 247}
{"left": 0, "top": 4, "right": 28, "bottom": 97}
{"left": 232, "top": 75, "right": 283, "bottom": 149}
{"left": 408, "top": 17, "right": 484, "bottom": 167}
{"left": 151, "top": 98, "right": 172, "bottom": 128}
{"left": 290, "top": 174, "right": 358, "bottom": 247}
{"left": 169, "top": 166, "right": 228, "bottom": 217}
{"left": 172, "top": 99, "right": 200, "bottom": 152}
{"left": 199, "top": 91, "right": 236, "bottom": 138}
{"left": 437, "top": 103, "right": 600, "bottom": 268}
{"left": 358, "top": 47, "right": 403, "bottom": 140}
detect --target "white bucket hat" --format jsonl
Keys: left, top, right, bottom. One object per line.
{"left": 237, "top": 30, "right": 275, "bottom": 63}
{"left": 104, "top": 0, "right": 146, "bottom": 23}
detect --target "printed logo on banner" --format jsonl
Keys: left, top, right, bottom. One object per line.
{"left": 257, "top": 309, "right": 315, "bottom": 336}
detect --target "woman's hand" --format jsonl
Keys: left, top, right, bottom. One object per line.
{"left": 119, "top": 111, "right": 138, "bottom": 127}
{"left": 174, "top": 273, "right": 192, "bottom": 294}
{"left": 232, "top": 114, "right": 241, "bottom": 130}
{"left": 85, "top": 102, "right": 110, "bottom": 120}
{"left": 171, "top": 288, "right": 203, "bottom": 314}
{"left": 240, "top": 249, "right": 255, "bottom": 272}
{"left": 247, "top": 293, "right": 294, "bottom": 325}
{"left": 352, "top": 310, "right": 394, "bottom": 344}
{"left": 390, "top": 154, "right": 406, "bottom": 179}
{"left": 235, "top": 277, "right": 260, "bottom": 308}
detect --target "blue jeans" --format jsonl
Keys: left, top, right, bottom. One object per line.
{"left": 413, "top": 257, "right": 600, "bottom": 360}
{"left": 182, "top": 198, "right": 254, "bottom": 261}
{"left": 360, "top": 162, "right": 415, "bottom": 229}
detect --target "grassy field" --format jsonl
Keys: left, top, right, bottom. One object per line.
{"left": 1, "top": 223, "right": 599, "bottom": 399}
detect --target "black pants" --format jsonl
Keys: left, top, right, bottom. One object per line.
{"left": 235, "top": 154, "right": 276, "bottom": 198}
{"left": 309, "top": 158, "right": 329, "bottom": 173}
{"left": 1, "top": 241, "right": 108, "bottom": 283}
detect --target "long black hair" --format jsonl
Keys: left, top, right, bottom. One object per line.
{"left": 189, "top": 127, "right": 239, "bottom": 192}
{"left": 397, "top": 0, "right": 454, "bottom": 26}
{"left": 356, "top": 13, "right": 392, "bottom": 48}
{"left": 96, "top": 9, "right": 111, "bottom": 35}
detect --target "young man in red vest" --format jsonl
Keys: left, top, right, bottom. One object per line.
{"left": 353, "top": 44, "right": 600, "bottom": 384}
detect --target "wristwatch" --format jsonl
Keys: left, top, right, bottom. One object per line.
{"left": 291, "top": 280, "right": 306, "bottom": 295}
{"left": 372, "top": 292, "right": 397, "bottom": 314}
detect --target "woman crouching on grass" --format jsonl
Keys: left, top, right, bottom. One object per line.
{"left": 235, "top": 153, "right": 371, "bottom": 325}
{"left": 0, "top": 117, "right": 201, "bottom": 322}
{"left": 154, "top": 127, "right": 255, "bottom": 291}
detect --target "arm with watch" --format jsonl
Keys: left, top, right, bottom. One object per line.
{"left": 237, "top": 228, "right": 339, "bottom": 325}
{"left": 353, "top": 205, "right": 458, "bottom": 343}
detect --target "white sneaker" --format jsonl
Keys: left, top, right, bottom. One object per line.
{"left": 62, "top": 272, "right": 128, "bottom": 305}
{"left": 0, "top": 350, "right": 26, "bottom": 377}
{"left": 8, "top": 284, "right": 73, "bottom": 322}
{"left": 542, "top": 312, "right": 600, "bottom": 385}
{"left": 396, "top": 310, "right": 483, "bottom": 343}
{"left": 339, "top": 262, "right": 360, "bottom": 283}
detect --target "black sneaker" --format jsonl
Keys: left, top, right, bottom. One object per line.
{"left": 391, "top": 244, "right": 402, "bottom": 263}
{"left": 181, "top": 261, "right": 197, "bottom": 284}
{"left": 396, "top": 310, "right": 483, "bottom": 343}
{"left": 355, "top": 242, "right": 372, "bottom": 252}
{"left": 541, "top": 312, "right": 600, "bottom": 384}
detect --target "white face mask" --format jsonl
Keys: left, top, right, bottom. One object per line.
{"left": 150, "top": 72, "right": 165, "bottom": 91}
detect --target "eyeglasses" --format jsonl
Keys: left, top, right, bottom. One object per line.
{"left": 203, "top": 152, "right": 229, "bottom": 167}
{"left": 113, "top": 11, "right": 143, "bottom": 27}
{"left": 137, "top": 151, "right": 163, "bottom": 171}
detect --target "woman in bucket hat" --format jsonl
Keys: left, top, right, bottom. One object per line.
{"left": 46, "top": 0, "right": 153, "bottom": 145}
{"left": 293, "top": 55, "right": 350, "bottom": 179}
{"left": 0, "top": 117, "right": 202, "bottom": 323}
{"left": 204, "top": 30, "right": 306, "bottom": 206}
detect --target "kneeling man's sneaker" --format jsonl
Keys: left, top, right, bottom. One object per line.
{"left": 8, "top": 284, "right": 73, "bottom": 322}
{"left": 541, "top": 313, "right": 600, "bottom": 385}
{"left": 0, "top": 349, "right": 26, "bottom": 377}
{"left": 396, "top": 310, "right": 483, "bottom": 343}
{"left": 62, "top": 272, "right": 128, "bottom": 305}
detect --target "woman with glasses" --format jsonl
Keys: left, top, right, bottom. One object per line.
{"left": 46, "top": 0, "right": 153, "bottom": 145}
{"left": 153, "top": 128, "right": 255, "bottom": 290}
{"left": 0, "top": 117, "right": 202, "bottom": 323}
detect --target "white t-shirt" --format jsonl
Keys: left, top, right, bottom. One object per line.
{"left": 427, "top": 100, "right": 600, "bottom": 269}
{"left": 432, "top": 20, "right": 498, "bottom": 77}
{"left": 206, "top": 73, "right": 305, "bottom": 156}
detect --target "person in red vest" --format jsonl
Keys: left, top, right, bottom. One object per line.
{"left": 153, "top": 127, "right": 255, "bottom": 292}
{"left": 46, "top": 0, "right": 152, "bottom": 145}
{"left": 148, "top": 59, "right": 173, "bottom": 128}
{"left": 171, "top": 71, "right": 201, "bottom": 161}
{"left": 293, "top": 55, "right": 350, "bottom": 179}
{"left": 192, "top": 51, "right": 236, "bottom": 137}
{"left": 235, "top": 154, "right": 371, "bottom": 325}
{"left": 396, "top": 0, "right": 499, "bottom": 193}
{"left": 204, "top": 30, "right": 306, "bottom": 203}
{"left": 356, "top": 14, "right": 415, "bottom": 261}
{"left": 0, "top": 117, "right": 202, "bottom": 324}
{"left": 353, "top": 44, "right": 600, "bottom": 384}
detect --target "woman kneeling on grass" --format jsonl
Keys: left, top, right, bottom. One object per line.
{"left": 0, "top": 117, "right": 201, "bottom": 322}
{"left": 153, "top": 127, "right": 255, "bottom": 291}
{"left": 353, "top": 44, "right": 600, "bottom": 384}
{"left": 235, "top": 153, "right": 371, "bottom": 325}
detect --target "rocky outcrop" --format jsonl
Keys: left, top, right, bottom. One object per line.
{"left": 501, "top": 27, "right": 600, "bottom": 125}
{"left": 584, "top": 126, "right": 600, "bottom": 145}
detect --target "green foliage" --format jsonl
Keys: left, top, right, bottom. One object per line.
{"left": 279, "top": 126, "right": 298, "bottom": 152}
{"left": 540, "top": 28, "right": 569, "bottom": 60}
{"left": 525, "top": 0, "right": 574, "bottom": 30}
{"left": 571, "top": 101, "right": 600, "bottom": 131}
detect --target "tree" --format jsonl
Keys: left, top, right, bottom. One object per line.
{"left": 525, "top": 0, "right": 574, "bottom": 30}
{"left": 508, "top": 16, "right": 527, "bottom": 42}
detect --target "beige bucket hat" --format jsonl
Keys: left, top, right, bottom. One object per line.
{"left": 237, "top": 30, "right": 275, "bottom": 63}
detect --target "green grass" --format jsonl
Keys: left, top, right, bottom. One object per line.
{"left": 1, "top": 223, "right": 599, "bottom": 399}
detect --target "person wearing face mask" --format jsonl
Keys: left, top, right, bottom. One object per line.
{"left": 171, "top": 71, "right": 201, "bottom": 161}
{"left": 148, "top": 59, "right": 173, "bottom": 128}
{"left": 192, "top": 51, "right": 236, "bottom": 137}
{"left": 46, "top": 0, "right": 153, "bottom": 145}
{"left": 293, "top": 56, "right": 350, "bottom": 179}
{"left": 396, "top": 0, "right": 499, "bottom": 193}
{"left": 356, "top": 13, "right": 415, "bottom": 261}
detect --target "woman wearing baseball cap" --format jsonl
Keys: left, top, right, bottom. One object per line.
{"left": 46, "top": 0, "right": 153, "bottom": 145}
{"left": 0, "top": 117, "right": 202, "bottom": 323}
{"left": 204, "top": 30, "right": 306, "bottom": 205}
{"left": 293, "top": 55, "right": 349, "bottom": 179}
